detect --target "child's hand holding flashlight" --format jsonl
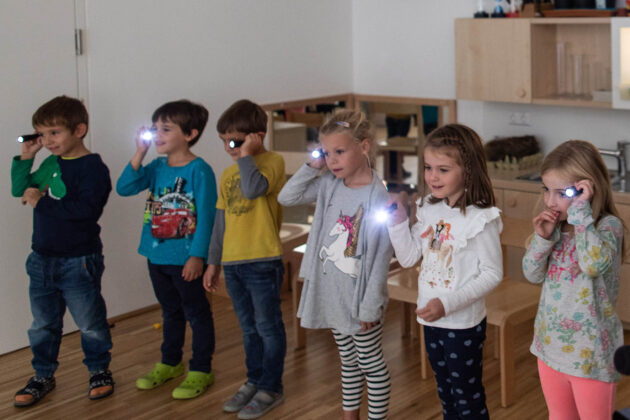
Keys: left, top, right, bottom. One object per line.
{"left": 307, "top": 148, "right": 326, "bottom": 170}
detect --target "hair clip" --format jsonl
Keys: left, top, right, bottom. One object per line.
{"left": 335, "top": 121, "right": 350, "bottom": 128}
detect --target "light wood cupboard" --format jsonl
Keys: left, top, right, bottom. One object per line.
{"left": 455, "top": 18, "right": 613, "bottom": 109}
{"left": 455, "top": 19, "right": 531, "bottom": 103}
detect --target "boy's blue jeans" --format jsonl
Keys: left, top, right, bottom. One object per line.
{"left": 147, "top": 261, "right": 215, "bottom": 373}
{"left": 26, "top": 251, "right": 112, "bottom": 378}
{"left": 224, "top": 260, "right": 286, "bottom": 394}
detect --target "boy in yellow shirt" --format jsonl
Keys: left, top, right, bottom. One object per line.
{"left": 203, "top": 99, "right": 286, "bottom": 419}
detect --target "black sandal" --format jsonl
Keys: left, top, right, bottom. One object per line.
{"left": 14, "top": 376, "right": 56, "bottom": 407}
{"left": 88, "top": 369, "right": 115, "bottom": 400}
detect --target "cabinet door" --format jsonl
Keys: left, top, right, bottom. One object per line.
{"left": 503, "top": 190, "right": 541, "bottom": 220}
{"left": 617, "top": 264, "right": 630, "bottom": 326}
{"left": 455, "top": 19, "right": 532, "bottom": 103}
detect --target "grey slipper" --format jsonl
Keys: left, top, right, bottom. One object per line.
{"left": 223, "top": 382, "right": 257, "bottom": 413}
{"left": 237, "top": 390, "right": 285, "bottom": 419}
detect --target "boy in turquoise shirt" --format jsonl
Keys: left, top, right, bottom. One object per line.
{"left": 117, "top": 99, "right": 217, "bottom": 400}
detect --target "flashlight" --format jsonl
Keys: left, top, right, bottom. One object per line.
{"left": 229, "top": 139, "right": 244, "bottom": 149}
{"left": 17, "top": 134, "right": 40, "bottom": 143}
{"left": 563, "top": 186, "right": 583, "bottom": 198}
{"left": 375, "top": 203, "right": 398, "bottom": 223}
{"left": 311, "top": 149, "right": 322, "bottom": 159}
{"left": 140, "top": 130, "right": 154, "bottom": 142}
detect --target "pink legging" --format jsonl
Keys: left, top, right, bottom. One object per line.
{"left": 538, "top": 359, "right": 616, "bottom": 420}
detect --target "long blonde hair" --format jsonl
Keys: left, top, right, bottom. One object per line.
{"left": 541, "top": 140, "right": 627, "bottom": 260}
{"left": 319, "top": 109, "right": 377, "bottom": 167}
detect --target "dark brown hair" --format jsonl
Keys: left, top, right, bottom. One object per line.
{"left": 32, "top": 96, "right": 89, "bottom": 138}
{"left": 216, "top": 99, "right": 267, "bottom": 135}
{"left": 541, "top": 140, "right": 627, "bottom": 260}
{"left": 152, "top": 99, "right": 209, "bottom": 147}
{"left": 422, "top": 124, "right": 495, "bottom": 213}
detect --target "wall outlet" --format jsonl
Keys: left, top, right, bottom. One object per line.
{"left": 509, "top": 112, "right": 532, "bottom": 126}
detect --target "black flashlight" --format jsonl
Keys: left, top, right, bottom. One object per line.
{"left": 229, "top": 139, "right": 244, "bottom": 149}
{"left": 17, "top": 134, "right": 40, "bottom": 143}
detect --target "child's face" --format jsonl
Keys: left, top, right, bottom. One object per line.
{"left": 219, "top": 131, "right": 247, "bottom": 161}
{"left": 320, "top": 132, "right": 370, "bottom": 180}
{"left": 34, "top": 124, "right": 86, "bottom": 157}
{"left": 152, "top": 118, "right": 194, "bottom": 156}
{"left": 541, "top": 169, "right": 576, "bottom": 222}
{"left": 424, "top": 147, "right": 465, "bottom": 207}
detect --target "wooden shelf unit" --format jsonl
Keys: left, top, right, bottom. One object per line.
{"left": 455, "top": 18, "right": 614, "bottom": 109}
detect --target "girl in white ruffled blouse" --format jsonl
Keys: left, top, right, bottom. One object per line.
{"left": 387, "top": 124, "right": 503, "bottom": 420}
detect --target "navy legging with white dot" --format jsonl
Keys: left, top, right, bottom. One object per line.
{"left": 424, "top": 318, "right": 489, "bottom": 420}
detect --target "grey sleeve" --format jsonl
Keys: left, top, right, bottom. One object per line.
{"left": 237, "top": 155, "right": 268, "bottom": 199}
{"left": 277, "top": 163, "right": 321, "bottom": 206}
{"left": 207, "top": 209, "right": 225, "bottom": 265}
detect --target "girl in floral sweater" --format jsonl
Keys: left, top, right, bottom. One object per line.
{"left": 523, "top": 140, "right": 627, "bottom": 420}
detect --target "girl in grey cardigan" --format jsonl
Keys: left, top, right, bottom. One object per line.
{"left": 278, "top": 110, "right": 393, "bottom": 420}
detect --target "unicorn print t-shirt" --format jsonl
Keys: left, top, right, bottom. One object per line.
{"left": 388, "top": 197, "right": 503, "bottom": 329}
{"left": 278, "top": 164, "right": 393, "bottom": 335}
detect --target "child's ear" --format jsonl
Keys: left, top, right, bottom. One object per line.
{"left": 185, "top": 129, "right": 199, "bottom": 142}
{"left": 360, "top": 138, "right": 371, "bottom": 154}
{"left": 73, "top": 123, "right": 87, "bottom": 138}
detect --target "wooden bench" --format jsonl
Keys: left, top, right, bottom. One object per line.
{"left": 386, "top": 215, "right": 540, "bottom": 408}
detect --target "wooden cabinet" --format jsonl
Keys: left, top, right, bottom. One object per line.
{"left": 455, "top": 19, "right": 531, "bottom": 103}
{"left": 502, "top": 189, "right": 540, "bottom": 220}
{"left": 494, "top": 186, "right": 539, "bottom": 282}
{"left": 455, "top": 18, "right": 613, "bottom": 109}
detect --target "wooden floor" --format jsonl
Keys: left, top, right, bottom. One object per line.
{"left": 1, "top": 289, "right": 629, "bottom": 420}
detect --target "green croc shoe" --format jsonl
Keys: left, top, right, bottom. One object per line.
{"left": 136, "top": 362, "right": 185, "bottom": 390}
{"left": 172, "top": 370, "right": 215, "bottom": 400}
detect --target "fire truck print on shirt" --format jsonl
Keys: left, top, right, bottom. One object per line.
{"left": 144, "top": 176, "right": 197, "bottom": 239}
{"left": 420, "top": 219, "right": 455, "bottom": 289}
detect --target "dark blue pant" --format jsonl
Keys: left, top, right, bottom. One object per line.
{"left": 223, "top": 260, "right": 286, "bottom": 394}
{"left": 26, "top": 252, "right": 112, "bottom": 377}
{"left": 147, "top": 261, "right": 215, "bottom": 373}
{"left": 424, "top": 318, "right": 489, "bottom": 420}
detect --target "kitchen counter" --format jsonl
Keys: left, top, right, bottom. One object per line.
{"left": 489, "top": 167, "right": 630, "bottom": 205}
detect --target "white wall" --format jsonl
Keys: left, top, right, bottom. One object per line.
{"left": 85, "top": 1, "right": 354, "bottom": 326}
{"left": 351, "top": 0, "right": 630, "bottom": 154}
{"left": 0, "top": 0, "right": 82, "bottom": 355}
{"left": 0, "top": 0, "right": 353, "bottom": 354}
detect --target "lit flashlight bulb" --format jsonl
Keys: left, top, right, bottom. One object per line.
{"left": 375, "top": 203, "right": 398, "bottom": 223}
{"left": 141, "top": 130, "right": 154, "bottom": 142}
{"left": 311, "top": 149, "right": 322, "bottom": 159}
{"left": 563, "top": 186, "right": 582, "bottom": 198}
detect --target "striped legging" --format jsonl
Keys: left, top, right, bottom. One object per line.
{"left": 332, "top": 324, "right": 391, "bottom": 419}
